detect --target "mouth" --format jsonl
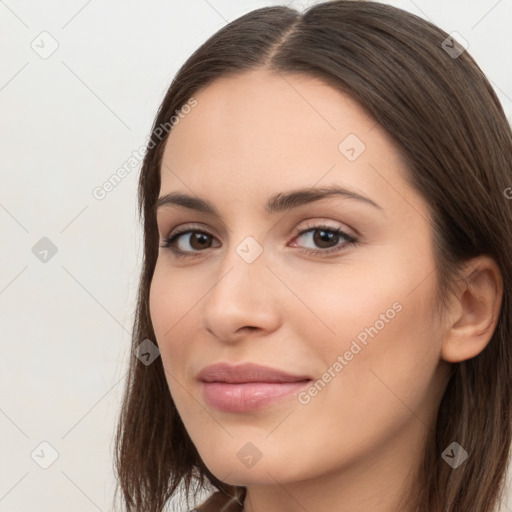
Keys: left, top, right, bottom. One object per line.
{"left": 197, "top": 362, "right": 314, "bottom": 412}
{"left": 201, "top": 380, "right": 313, "bottom": 412}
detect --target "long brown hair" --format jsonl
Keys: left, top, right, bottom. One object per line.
{"left": 113, "top": 2, "right": 512, "bottom": 511}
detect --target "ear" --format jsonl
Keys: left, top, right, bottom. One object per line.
{"left": 441, "top": 255, "right": 503, "bottom": 363}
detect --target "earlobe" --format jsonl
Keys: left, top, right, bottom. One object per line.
{"left": 441, "top": 256, "right": 503, "bottom": 363}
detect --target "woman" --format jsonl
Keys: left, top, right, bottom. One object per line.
{"left": 114, "top": 1, "right": 512, "bottom": 511}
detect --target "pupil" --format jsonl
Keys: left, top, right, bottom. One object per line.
{"left": 314, "top": 230, "right": 337, "bottom": 248}
{"left": 192, "top": 233, "right": 210, "bottom": 249}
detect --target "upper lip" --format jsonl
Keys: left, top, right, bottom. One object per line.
{"left": 197, "top": 362, "right": 312, "bottom": 384}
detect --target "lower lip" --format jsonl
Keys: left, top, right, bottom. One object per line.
{"left": 202, "top": 380, "right": 312, "bottom": 412}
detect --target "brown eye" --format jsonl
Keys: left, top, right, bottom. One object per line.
{"left": 160, "top": 229, "right": 220, "bottom": 256}
{"left": 185, "top": 232, "right": 213, "bottom": 250}
{"left": 313, "top": 229, "right": 340, "bottom": 249}
{"left": 291, "top": 224, "right": 358, "bottom": 256}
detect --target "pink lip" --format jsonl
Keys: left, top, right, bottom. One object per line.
{"left": 197, "top": 362, "right": 313, "bottom": 412}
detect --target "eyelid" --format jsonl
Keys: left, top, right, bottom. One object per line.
{"left": 161, "top": 217, "right": 355, "bottom": 240}
{"left": 293, "top": 219, "right": 357, "bottom": 239}
{"left": 164, "top": 222, "right": 218, "bottom": 240}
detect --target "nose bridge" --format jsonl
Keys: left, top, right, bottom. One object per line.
{"left": 209, "top": 233, "right": 268, "bottom": 306}
{"left": 201, "top": 230, "right": 280, "bottom": 337}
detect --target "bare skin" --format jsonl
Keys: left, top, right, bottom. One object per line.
{"left": 149, "top": 68, "right": 503, "bottom": 512}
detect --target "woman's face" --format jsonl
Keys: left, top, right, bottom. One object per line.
{"left": 149, "top": 68, "right": 452, "bottom": 496}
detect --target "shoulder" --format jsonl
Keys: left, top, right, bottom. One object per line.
{"left": 190, "top": 489, "right": 245, "bottom": 512}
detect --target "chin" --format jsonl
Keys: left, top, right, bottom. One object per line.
{"left": 200, "top": 450, "right": 309, "bottom": 487}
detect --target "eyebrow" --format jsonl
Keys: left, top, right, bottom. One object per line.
{"left": 153, "top": 185, "right": 382, "bottom": 216}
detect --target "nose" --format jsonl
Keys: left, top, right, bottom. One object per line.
{"left": 201, "top": 240, "right": 282, "bottom": 344}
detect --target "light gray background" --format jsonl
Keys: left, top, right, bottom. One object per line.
{"left": 1, "top": 1, "right": 511, "bottom": 511}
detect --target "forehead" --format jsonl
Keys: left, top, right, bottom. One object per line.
{"left": 159, "top": 68, "right": 424, "bottom": 221}
{"left": 163, "top": 68, "right": 378, "bottom": 161}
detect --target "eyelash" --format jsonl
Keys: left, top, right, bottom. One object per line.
{"left": 159, "top": 221, "right": 358, "bottom": 259}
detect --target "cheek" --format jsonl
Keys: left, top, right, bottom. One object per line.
{"left": 278, "top": 260, "right": 411, "bottom": 350}
{"left": 149, "top": 261, "right": 199, "bottom": 334}
{"left": 149, "top": 266, "right": 202, "bottom": 419}
{"left": 290, "top": 257, "right": 441, "bottom": 397}
{"left": 148, "top": 264, "right": 192, "bottom": 369}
